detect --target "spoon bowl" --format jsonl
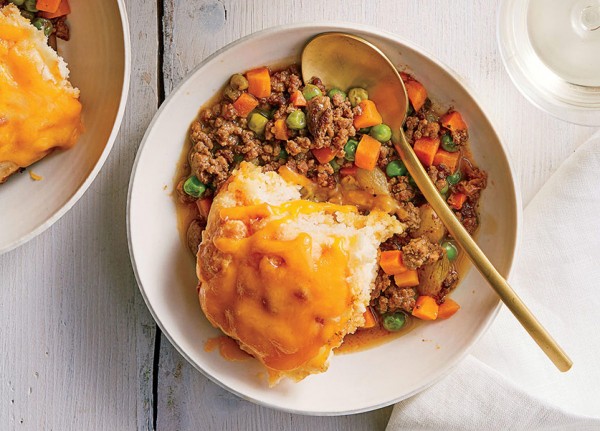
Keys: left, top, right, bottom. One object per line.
{"left": 301, "top": 32, "right": 408, "bottom": 141}
{"left": 302, "top": 32, "right": 572, "bottom": 372}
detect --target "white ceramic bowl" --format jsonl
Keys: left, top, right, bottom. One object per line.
{"left": 128, "top": 23, "right": 521, "bottom": 415}
{"left": 0, "top": 1, "right": 130, "bottom": 254}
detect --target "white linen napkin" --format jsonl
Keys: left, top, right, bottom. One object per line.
{"left": 387, "top": 132, "right": 600, "bottom": 430}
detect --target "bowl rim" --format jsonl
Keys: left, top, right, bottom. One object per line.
{"left": 127, "top": 21, "right": 523, "bottom": 416}
{"left": 0, "top": 0, "right": 132, "bottom": 255}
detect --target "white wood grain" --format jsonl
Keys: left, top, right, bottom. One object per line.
{"left": 0, "top": 1, "right": 158, "bottom": 429}
{"left": 157, "top": 1, "right": 596, "bottom": 430}
{"left": 1, "top": 0, "right": 596, "bottom": 430}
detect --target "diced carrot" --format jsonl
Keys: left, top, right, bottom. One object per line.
{"left": 379, "top": 250, "right": 408, "bottom": 275}
{"left": 246, "top": 67, "right": 271, "bottom": 98}
{"left": 274, "top": 119, "right": 289, "bottom": 141}
{"left": 412, "top": 295, "right": 439, "bottom": 320}
{"left": 36, "top": 0, "right": 61, "bottom": 13}
{"left": 447, "top": 192, "right": 467, "bottom": 210}
{"left": 39, "top": 0, "right": 70, "bottom": 18}
{"left": 290, "top": 90, "right": 307, "bottom": 107}
{"left": 311, "top": 147, "right": 337, "bottom": 164}
{"left": 362, "top": 308, "right": 378, "bottom": 329}
{"left": 405, "top": 80, "right": 427, "bottom": 112}
{"left": 232, "top": 93, "right": 258, "bottom": 118}
{"left": 440, "top": 111, "right": 467, "bottom": 131}
{"left": 354, "top": 135, "right": 381, "bottom": 171}
{"left": 394, "top": 270, "right": 419, "bottom": 288}
{"left": 437, "top": 298, "right": 460, "bottom": 320}
{"left": 339, "top": 165, "right": 358, "bottom": 176}
{"left": 433, "top": 149, "right": 460, "bottom": 173}
{"left": 353, "top": 100, "right": 383, "bottom": 129}
{"left": 413, "top": 137, "right": 440, "bottom": 167}
{"left": 196, "top": 198, "right": 213, "bottom": 219}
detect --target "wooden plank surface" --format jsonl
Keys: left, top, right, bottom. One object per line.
{"left": 0, "top": 1, "right": 158, "bottom": 429}
{"left": 0, "top": 0, "right": 596, "bottom": 430}
{"left": 156, "top": 1, "right": 595, "bottom": 430}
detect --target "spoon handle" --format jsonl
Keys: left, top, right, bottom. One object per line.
{"left": 394, "top": 133, "right": 573, "bottom": 372}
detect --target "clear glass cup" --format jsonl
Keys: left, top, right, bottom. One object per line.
{"left": 498, "top": 0, "right": 600, "bottom": 126}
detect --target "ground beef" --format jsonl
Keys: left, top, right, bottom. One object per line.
{"left": 370, "top": 270, "right": 417, "bottom": 314}
{"left": 401, "top": 237, "right": 443, "bottom": 270}
{"left": 380, "top": 233, "right": 411, "bottom": 252}
{"left": 404, "top": 115, "right": 440, "bottom": 144}
{"left": 456, "top": 162, "right": 487, "bottom": 199}
{"left": 395, "top": 201, "right": 420, "bottom": 231}
{"left": 377, "top": 143, "right": 394, "bottom": 169}
{"left": 285, "top": 136, "right": 311, "bottom": 156}
{"left": 306, "top": 96, "right": 334, "bottom": 149}
{"left": 306, "top": 95, "right": 355, "bottom": 155}
{"left": 180, "top": 66, "right": 488, "bottom": 319}
{"left": 270, "top": 66, "right": 302, "bottom": 94}
{"left": 52, "top": 16, "right": 69, "bottom": 41}
{"left": 390, "top": 176, "right": 416, "bottom": 203}
{"left": 428, "top": 165, "right": 450, "bottom": 192}
{"left": 456, "top": 201, "right": 479, "bottom": 235}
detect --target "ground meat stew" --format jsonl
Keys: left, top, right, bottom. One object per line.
{"left": 2, "top": 0, "right": 71, "bottom": 42}
{"left": 176, "top": 64, "right": 487, "bottom": 337}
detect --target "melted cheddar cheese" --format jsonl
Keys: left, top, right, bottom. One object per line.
{"left": 197, "top": 163, "right": 404, "bottom": 385}
{"left": 203, "top": 200, "right": 357, "bottom": 373}
{"left": 0, "top": 5, "right": 82, "bottom": 175}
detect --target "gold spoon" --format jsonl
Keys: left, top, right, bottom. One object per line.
{"left": 302, "top": 32, "right": 572, "bottom": 372}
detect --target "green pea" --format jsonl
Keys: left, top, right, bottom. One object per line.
{"left": 330, "top": 159, "right": 341, "bottom": 172}
{"left": 447, "top": 170, "right": 462, "bottom": 185}
{"left": 327, "top": 88, "right": 347, "bottom": 100}
{"left": 20, "top": 9, "right": 35, "bottom": 20}
{"left": 230, "top": 74, "right": 248, "bottom": 91}
{"left": 278, "top": 146, "right": 288, "bottom": 160}
{"left": 348, "top": 87, "right": 369, "bottom": 107}
{"left": 256, "top": 107, "right": 273, "bottom": 120}
{"left": 441, "top": 133, "right": 459, "bottom": 152}
{"left": 344, "top": 139, "right": 358, "bottom": 161}
{"left": 9, "top": 0, "right": 26, "bottom": 6}
{"left": 442, "top": 241, "right": 458, "bottom": 261}
{"left": 408, "top": 175, "right": 418, "bottom": 189}
{"left": 370, "top": 124, "right": 392, "bottom": 142}
{"left": 383, "top": 312, "right": 406, "bottom": 332}
{"left": 223, "top": 86, "right": 241, "bottom": 101}
{"left": 233, "top": 154, "right": 244, "bottom": 164}
{"left": 23, "top": 0, "right": 38, "bottom": 12}
{"left": 183, "top": 176, "right": 206, "bottom": 198}
{"left": 386, "top": 160, "right": 407, "bottom": 177}
{"left": 407, "top": 103, "right": 414, "bottom": 116}
{"left": 32, "top": 18, "right": 53, "bottom": 37}
{"left": 302, "top": 84, "right": 322, "bottom": 101}
{"left": 439, "top": 181, "right": 449, "bottom": 196}
{"left": 248, "top": 112, "right": 268, "bottom": 135}
{"left": 358, "top": 127, "right": 371, "bottom": 134}
{"left": 286, "top": 110, "right": 306, "bottom": 130}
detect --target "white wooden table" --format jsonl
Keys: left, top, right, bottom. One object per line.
{"left": 1, "top": 1, "right": 596, "bottom": 429}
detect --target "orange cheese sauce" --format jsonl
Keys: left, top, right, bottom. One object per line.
{"left": 204, "top": 336, "right": 251, "bottom": 361}
{"left": 0, "top": 14, "right": 82, "bottom": 169}
{"left": 199, "top": 200, "right": 360, "bottom": 373}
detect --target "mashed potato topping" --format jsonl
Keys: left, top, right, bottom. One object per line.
{"left": 197, "top": 163, "right": 404, "bottom": 385}
{"left": 0, "top": 4, "right": 82, "bottom": 183}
